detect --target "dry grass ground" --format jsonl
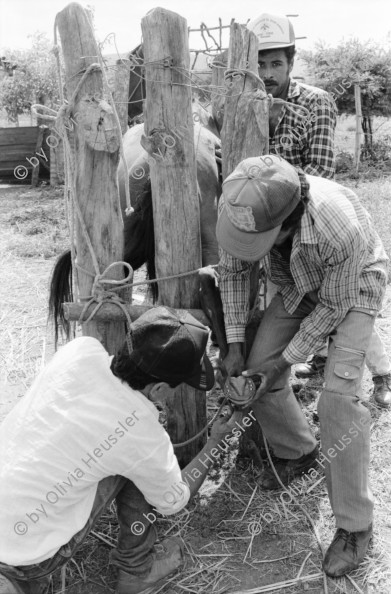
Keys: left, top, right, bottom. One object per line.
{"left": 0, "top": 168, "right": 390, "bottom": 594}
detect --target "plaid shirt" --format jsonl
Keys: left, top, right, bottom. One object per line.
{"left": 219, "top": 175, "right": 388, "bottom": 364}
{"left": 269, "top": 79, "right": 337, "bottom": 179}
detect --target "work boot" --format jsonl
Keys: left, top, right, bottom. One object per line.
{"left": 372, "top": 373, "right": 391, "bottom": 408}
{"left": 295, "top": 355, "right": 327, "bottom": 379}
{"left": 323, "top": 524, "right": 373, "bottom": 577}
{"left": 116, "top": 537, "right": 184, "bottom": 594}
{"left": 258, "top": 446, "right": 319, "bottom": 490}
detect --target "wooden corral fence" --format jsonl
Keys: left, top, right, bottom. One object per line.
{"left": 56, "top": 2, "right": 268, "bottom": 465}
{"left": 56, "top": 2, "right": 126, "bottom": 356}
{"left": 0, "top": 125, "right": 50, "bottom": 184}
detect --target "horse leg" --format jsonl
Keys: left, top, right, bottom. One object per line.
{"left": 199, "top": 267, "right": 228, "bottom": 360}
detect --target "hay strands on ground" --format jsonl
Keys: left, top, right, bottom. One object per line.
{"left": 228, "top": 571, "right": 324, "bottom": 593}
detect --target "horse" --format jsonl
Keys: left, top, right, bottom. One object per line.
{"left": 49, "top": 118, "right": 222, "bottom": 342}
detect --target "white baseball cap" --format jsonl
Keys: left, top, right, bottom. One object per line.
{"left": 247, "top": 13, "right": 295, "bottom": 51}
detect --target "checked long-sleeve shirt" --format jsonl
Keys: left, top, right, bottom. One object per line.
{"left": 219, "top": 175, "right": 388, "bottom": 365}
{"left": 269, "top": 79, "right": 338, "bottom": 179}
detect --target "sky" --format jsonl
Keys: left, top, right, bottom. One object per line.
{"left": 1, "top": 0, "right": 391, "bottom": 55}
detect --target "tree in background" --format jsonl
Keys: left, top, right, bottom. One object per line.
{"left": 0, "top": 32, "right": 60, "bottom": 125}
{"left": 299, "top": 39, "right": 391, "bottom": 156}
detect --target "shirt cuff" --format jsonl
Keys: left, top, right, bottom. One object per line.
{"left": 226, "top": 326, "right": 246, "bottom": 344}
{"left": 283, "top": 340, "right": 310, "bottom": 365}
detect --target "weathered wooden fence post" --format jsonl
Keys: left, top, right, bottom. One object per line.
{"left": 221, "top": 23, "right": 269, "bottom": 179}
{"left": 141, "top": 7, "right": 206, "bottom": 466}
{"left": 221, "top": 23, "right": 270, "bottom": 460}
{"left": 56, "top": 2, "right": 126, "bottom": 355}
{"left": 220, "top": 22, "right": 270, "bottom": 334}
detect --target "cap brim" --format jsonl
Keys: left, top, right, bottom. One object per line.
{"left": 185, "top": 354, "right": 215, "bottom": 391}
{"left": 216, "top": 205, "right": 281, "bottom": 262}
{"left": 258, "top": 42, "right": 295, "bottom": 51}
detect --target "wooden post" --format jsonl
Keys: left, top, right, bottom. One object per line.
{"left": 64, "top": 302, "right": 209, "bottom": 325}
{"left": 141, "top": 8, "right": 206, "bottom": 466}
{"left": 221, "top": 23, "right": 269, "bottom": 180}
{"left": 113, "top": 59, "right": 131, "bottom": 134}
{"left": 354, "top": 84, "right": 362, "bottom": 172}
{"left": 56, "top": 2, "right": 125, "bottom": 354}
{"left": 220, "top": 23, "right": 270, "bottom": 463}
{"left": 220, "top": 23, "right": 269, "bottom": 327}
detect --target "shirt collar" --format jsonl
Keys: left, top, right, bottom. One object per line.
{"left": 287, "top": 78, "right": 300, "bottom": 100}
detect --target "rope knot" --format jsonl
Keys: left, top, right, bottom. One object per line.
{"left": 78, "top": 262, "right": 134, "bottom": 326}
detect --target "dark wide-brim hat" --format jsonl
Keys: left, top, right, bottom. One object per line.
{"left": 216, "top": 156, "right": 301, "bottom": 262}
{"left": 128, "top": 306, "right": 215, "bottom": 391}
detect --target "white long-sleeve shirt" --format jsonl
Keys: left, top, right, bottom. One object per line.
{"left": 0, "top": 337, "right": 189, "bottom": 566}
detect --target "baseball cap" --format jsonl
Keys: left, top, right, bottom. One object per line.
{"left": 127, "top": 306, "right": 214, "bottom": 391}
{"left": 247, "top": 13, "right": 295, "bottom": 51}
{"left": 216, "top": 156, "right": 300, "bottom": 261}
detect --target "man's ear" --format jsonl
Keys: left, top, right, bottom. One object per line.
{"left": 288, "top": 58, "right": 294, "bottom": 75}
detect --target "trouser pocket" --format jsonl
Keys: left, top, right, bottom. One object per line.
{"left": 326, "top": 346, "right": 365, "bottom": 396}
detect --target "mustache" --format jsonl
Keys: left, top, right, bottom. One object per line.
{"left": 264, "top": 80, "right": 277, "bottom": 85}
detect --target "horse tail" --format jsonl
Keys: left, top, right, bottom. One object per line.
{"left": 123, "top": 186, "right": 158, "bottom": 302}
{"left": 48, "top": 249, "right": 73, "bottom": 347}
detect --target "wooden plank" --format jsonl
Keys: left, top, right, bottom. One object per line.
{"left": 56, "top": 2, "right": 125, "bottom": 355}
{"left": 0, "top": 138, "right": 39, "bottom": 146}
{"left": 141, "top": 7, "right": 206, "bottom": 466}
{"left": 64, "top": 302, "right": 209, "bottom": 326}
{"left": 0, "top": 127, "right": 40, "bottom": 144}
{"left": 0, "top": 147, "right": 47, "bottom": 158}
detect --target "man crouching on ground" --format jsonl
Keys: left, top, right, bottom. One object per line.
{"left": 0, "top": 307, "right": 236, "bottom": 594}
{"left": 216, "top": 156, "right": 388, "bottom": 577}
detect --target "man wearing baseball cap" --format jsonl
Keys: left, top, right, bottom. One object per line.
{"left": 245, "top": 13, "right": 391, "bottom": 403}
{"left": 246, "top": 12, "right": 337, "bottom": 178}
{"left": 0, "top": 307, "right": 234, "bottom": 594}
{"left": 216, "top": 155, "right": 388, "bottom": 577}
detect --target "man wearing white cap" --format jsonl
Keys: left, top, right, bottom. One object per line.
{"left": 247, "top": 12, "right": 337, "bottom": 178}
{"left": 246, "top": 12, "right": 391, "bottom": 406}
{"left": 216, "top": 155, "right": 388, "bottom": 577}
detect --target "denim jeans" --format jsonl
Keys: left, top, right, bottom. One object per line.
{"left": 247, "top": 291, "right": 375, "bottom": 531}
{"left": 0, "top": 476, "right": 157, "bottom": 593}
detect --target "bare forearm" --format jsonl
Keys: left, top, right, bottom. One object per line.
{"left": 181, "top": 437, "right": 220, "bottom": 498}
